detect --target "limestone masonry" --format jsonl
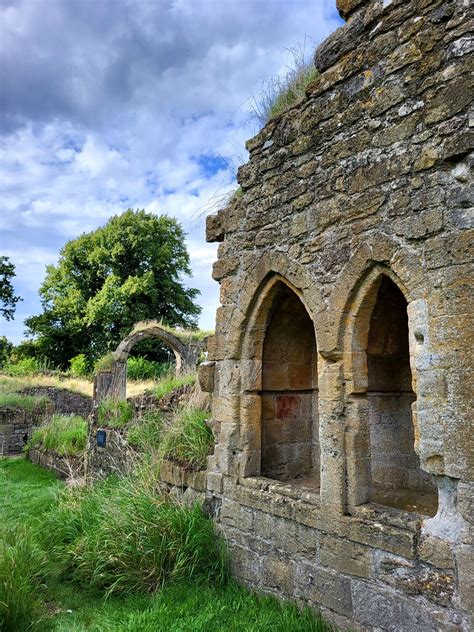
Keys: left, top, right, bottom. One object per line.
{"left": 202, "top": 0, "right": 473, "bottom": 629}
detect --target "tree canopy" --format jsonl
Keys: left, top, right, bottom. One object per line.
{"left": 0, "top": 256, "right": 22, "bottom": 321}
{"left": 25, "top": 210, "right": 201, "bottom": 367}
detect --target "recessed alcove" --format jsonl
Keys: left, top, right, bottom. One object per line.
{"left": 260, "top": 282, "right": 319, "bottom": 489}
{"left": 366, "top": 276, "right": 437, "bottom": 516}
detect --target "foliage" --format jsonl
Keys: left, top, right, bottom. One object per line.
{"left": 25, "top": 209, "right": 201, "bottom": 368}
{"left": 0, "top": 337, "right": 12, "bottom": 368}
{"left": 29, "top": 415, "right": 88, "bottom": 457}
{"left": 0, "top": 391, "right": 49, "bottom": 411}
{"left": 159, "top": 407, "right": 213, "bottom": 470}
{"left": 0, "top": 256, "right": 22, "bottom": 321}
{"left": 0, "top": 527, "right": 48, "bottom": 632}
{"left": 252, "top": 42, "right": 319, "bottom": 125}
{"left": 40, "top": 473, "right": 229, "bottom": 596}
{"left": 94, "top": 352, "right": 115, "bottom": 373}
{"left": 127, "top": 356, "right": 170, "bottom": 381}
{"left": 3, "top": 356, "right": 38, "bottom": 376}
{"left": 69, "top": 353, "right": 89, "bottom": 377}
{"left": 152, "top": 372, "right": 196, "bottom": 400}
{"left": 127, "top": 410, "right": 163, "bottom": 451}
{"left": 98, "top": 399, "right": 134, "bottom": 428}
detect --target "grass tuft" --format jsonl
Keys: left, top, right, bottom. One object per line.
{"left": 127, "top": 410, "right": 163, "bottom": 451}
{"left": 151, "top": 372, "right": 196, "bottom": 400}
{"left": 29, "top": 414, "right": 88, "bottom": 457}
{"left": 97, "top": 399, "right": 134, "bottom": 429}
{"left": 0, "top": 391, "right": 49, "bottom": 411}
{"left": 159, "top": 407, "right": 213, "bottom": 470}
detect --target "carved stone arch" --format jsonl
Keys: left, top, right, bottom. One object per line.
{"left": 320, "top": 236, "right": 426, "bottom": 358}
{"left": 339, "top": 261, "right": 438, "bottom": 516}
{"left": 233, "top": 252, "right": 326, "bottom": 360}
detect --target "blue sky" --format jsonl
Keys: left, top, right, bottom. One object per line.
{"left": 0, "top": 0, "right": 342, "bottom": 344}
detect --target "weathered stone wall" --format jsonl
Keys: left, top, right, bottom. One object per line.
{"left": 0, "top": 408, "right": 32, "bottom": 455}
{"left": 203, "top": 0, "right": 473, "bottom": 629}
{"left": 28, "top": 447, "right": 85, "bottom": 479}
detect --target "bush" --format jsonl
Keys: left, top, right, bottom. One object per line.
{"left": 29, "top": 414, "right": 88, "bottom": 457}
{"left": 98, "top": 399, "right": 134, "bottom": 429}
{"left": 127, "top": 410, "right": 163, "bottom": 451}
{"left": 69, "top": 353, "right": 89, "bottom": 377}
{"left": 40, "top": 474, "right": 228, "bottom": 596}
{"left": 0, "top": 527, "right": 48, "bottom": 631}
{"left": 3, "top": 357, "right": 38, "bottom": 376}
{"left": 127, "top": 357, "right": 170, "bottom": 381}
{"left": 159, "top": 408, "right": 213, "bottom": 470}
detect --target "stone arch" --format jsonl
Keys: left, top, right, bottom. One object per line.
{"left": 341, "top": 266, "right": 438, "bottom": 516}
{"left": 94, "top": 322, "right": 204, "bottom": 403}
{"left": 238, "top": 272, "right": 320, "bottom": 489}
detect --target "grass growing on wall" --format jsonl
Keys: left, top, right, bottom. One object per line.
{"left": 159, "top": 407, "right": 213, "bottom": 470}
{"left": 98, "top": 398, "right": 134, "bottom": 428}
{"left": 0, "top": 391, "right": 49, "bottom": 411}
{"left": 29, "top": 414, "right": 88, "bottom": 457}
{"left": 151, "top": 372, "right": 196, "bottom": 400}
{"left": 127, "top": 410, "right": 163, "bottom": 451}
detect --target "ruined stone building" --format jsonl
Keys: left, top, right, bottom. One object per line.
{"left": 201, "top": 0, "right": 473, "bottom": 629}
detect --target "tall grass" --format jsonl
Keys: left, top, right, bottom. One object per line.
{"left": 0, "top": 527, "right": 49, "bottom": 632}
{"left": 29, "top": 414, "right": 88, "bottom": 456}
{"left": 127, "top": 410, "right": 163, "bottom": 451}
{"left": 159, "top": 407, "right": 213, "bottom": 470}
{"left": 40, "top": 473, "right": 228, "bottom": 596}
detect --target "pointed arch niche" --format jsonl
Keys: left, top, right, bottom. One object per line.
{"left": 241, "top": 276, "right": 320, "bottom": 490}
{"left": 346, "top": 272, "right": 437, "bottom": 516}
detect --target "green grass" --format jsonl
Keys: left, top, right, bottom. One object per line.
{"left": 29, "top": 414, "right": 88, "bottom": 457}
{"left": 0, "top": 391, "right": 49, "bottom": 411}
{"left": 0, "top": 459, "right": 334, "bottom": 632}
{"left": 268, "top": 63, "right": 319, "bottom": 120}
{"left": 151, "top": 372, "right": 196, "bottom": 400}
{"left": 97, "top": 398, "right": 134, "bottom": 428}
{"left": 159, "top": 407, "right": 213, "bottom": 470}
{"left": 127, "top": 410, "right": 163, "bottom": 451}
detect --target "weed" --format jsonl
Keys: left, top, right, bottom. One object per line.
{"left": 127, "top": 410, "right": 163, "bottom": 451}
{"left": 152, "top": 372, "right": 196, "bottom": 400}
{"left": 0, "top": 391, "right": 49, "bottom": 411}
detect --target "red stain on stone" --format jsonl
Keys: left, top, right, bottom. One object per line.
{"left": 276, "top": 395, "right": 300, "bottom": 419}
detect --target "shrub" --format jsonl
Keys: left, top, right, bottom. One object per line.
{"left": 152, "top": 372, "right": 196, "bottom": 400}
{"left": 98, "top": 399, "right": 134, "bottom": 429}
{"left": 40, "top": 474, "right": 228, "bottom": 596}
{"left": 127, "top": 357, "right": 170, "bottom": 381}
{"left": 3, "top": 357, "right": 38, "bottom": 376}
{"left": 0, "top": 527, "right": 48, "bottom": 632}
{"left": 69, "top": 353, "right": 89, "bottom": 377}
{"left": 159, "top": 407, "right": 213, "bottom": 470}
{"left": 127, "top": 410, "right": 163, "bottom": 451}
{"left": 0, "top": 392, "right": 49, "bottom": 411}
{"left": 29, "top": 414, "right": 88, "bottom": 457}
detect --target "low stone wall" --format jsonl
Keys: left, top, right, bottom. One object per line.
{"left": 28, "top": 447, "right": 85, "bottom": 479}
{"left": 159, "top": 459, "right": 208, "bottom": 506}
{"left": 0, "top": 407, "right": 32, "bottom": 456}
{"left": 20, "top": 387, "right": 92, "bottom": 416}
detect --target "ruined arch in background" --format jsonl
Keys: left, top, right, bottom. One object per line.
{"left": 94, "top": 322, "right": 205, "bottom": 403}
{"left": 341, "top": 265, "right": 438, "bottom": 516}
{"left": 239, "top": 273, "right": 320, "bottom": 489}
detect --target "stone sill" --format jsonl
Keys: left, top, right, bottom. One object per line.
{"left": 238, "top": 475, "right": 321, "bottom": 507}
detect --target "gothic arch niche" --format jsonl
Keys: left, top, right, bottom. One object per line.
{"left": 257, "top": 279, "right": 319, "bottom": 488}
{"left": 349, "top": 273, "right": 437, "bottom": 516}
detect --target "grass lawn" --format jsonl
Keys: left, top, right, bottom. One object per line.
{"left": 0, "top": 458, "right": 333, "bottom": 632}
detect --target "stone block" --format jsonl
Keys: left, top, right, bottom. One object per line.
{"left": 296, "top": 563, "right": 353, "bottom": 617}
{"left": 262, "top": 556, "right": 296, "bottom": 595}
{"left": 418, "top": 534, "right": 454, "bottom": 570}
{"left": 319, "top": 534, "right": 372, "bottom": 579}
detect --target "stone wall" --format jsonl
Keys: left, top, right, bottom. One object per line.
{"left": 203, "top": 0, "right": 473, "bottom": 629}
{"left": 28, "top": 447, "right": 85, "bottom": 479}
{"left": 0, "top": 408, "right": 33, "bottom": 456}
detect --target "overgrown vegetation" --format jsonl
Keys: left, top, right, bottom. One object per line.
{"left": 98, "top": 398, "right": 134, "bottom": 428}
{"left": 159, "top": 407, "right": 213, "bottom": 470}
{"left": 127, "top": 410, "right": 163, "bottom": 451}
{"left": 127, "top": 356, "right": 171, "bottom": 380}
{"left": 29, "top": 414, "right": 88, "bottom": 457}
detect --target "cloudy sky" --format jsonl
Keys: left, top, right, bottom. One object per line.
{"left": 0, "top": 0, "right": 342, "bottom": 344}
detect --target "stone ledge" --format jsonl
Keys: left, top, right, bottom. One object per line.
{"left": 159, "top": 459, "right": 207, "bottom": 492}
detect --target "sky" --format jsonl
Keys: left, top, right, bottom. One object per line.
{"left": 0, "top": 0, "right": 342, "bottom": 344}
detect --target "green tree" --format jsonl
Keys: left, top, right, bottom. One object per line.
{"left": 25, "top": 210, "right": 200, "bottom": 367}
{"left": 0, "top": 256, "right": 22, "bottom": 320}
